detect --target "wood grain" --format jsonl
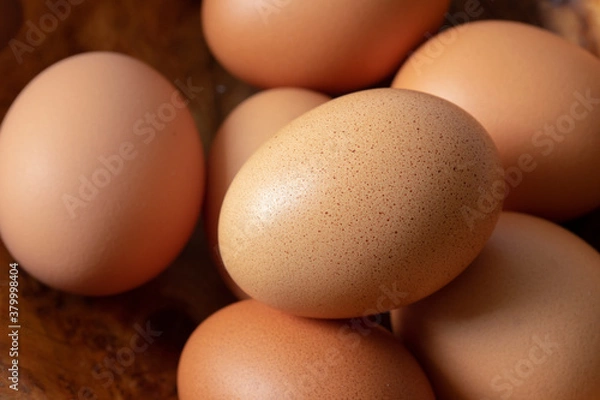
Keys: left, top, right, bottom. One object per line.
{"left": 0, "top": 1, "right": 598, "bottom": 399}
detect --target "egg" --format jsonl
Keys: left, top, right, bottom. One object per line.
{"left": 205, "top": 87, "right": 330, "bottom": 299}
{"left": 218, "top": 88, "right": 504, "bottom": 319}
{"left": 0, "top": 52, "right": 204, "bottom": 295}
{"left": 202, "top": 0, "right": 450, "bottom": 93}
{"left": 177, "top": 299, "right": 435, "bottom": 399}
{"left": 391, "top": 212, "right": 600, "bottom": 399}
{"left": 392, "top": 20, "right": 600, "bottom": 221}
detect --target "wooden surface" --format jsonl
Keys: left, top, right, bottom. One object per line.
{"left": 0, "top": 1, "right": 598, "bottom": 399}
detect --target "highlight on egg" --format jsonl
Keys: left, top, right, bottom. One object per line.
{"left": 205, "top": 87, "right": 331, "bottom": 299}
{"left": 0, "top": 51, "right": 205, "bottom": 296}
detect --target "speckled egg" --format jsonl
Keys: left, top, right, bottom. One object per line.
{"left": 392, "top": 212, "right": 600, "bottom": 399}
{"left": 177, "top": 300, "right": 435, "bottom": 400}
{"left": 218, "top": 88, "right": 504, "bottom": 319}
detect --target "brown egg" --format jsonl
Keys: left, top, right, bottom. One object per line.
{"left": 391, "top": 212, "right": 600, "bottom": 399}
{"left": 202, "top": 0, "right": 450, "bottom": 93}
{"left": 392, "top": 20, "right": 600, "bottom": 221}
{"left": 177, "top": 299, "right": 435, "bottom": 399}
{"left": 205, "top": 87, "right": 330, "bottom": 299}
{"left": 219, "top": 88, "right": 504, "bottom": 319}
{"left": 0, "top": 52, "right": 204, "bottom": 295}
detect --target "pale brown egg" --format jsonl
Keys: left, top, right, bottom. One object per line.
{"left": 177, "top": 299, "right": 435, "bottom": 400}
{"left": 0, "top": 52, "right": 204, "bottom": 295}
{"left": 391, "top": 212, "right": 600, "bottom": 399}
{"left": 205, "top": 87, "right": 330, "bottom": 299}
{"left": 202, "top": 0, "right": 450, "bottom": 93}
{"left": 218, "top": 88, "right": 504, "bottom": 319}
{"left": 392, "top": 20, "right": 600, "bottom": 221}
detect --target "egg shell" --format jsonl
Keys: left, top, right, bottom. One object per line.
{"left": 392, "top": 20, "right": 600, "bottom": 221}
{"left": 0, "top": 52, "right": 204, "bottom": 295}
{"left": 205, "top": 87, "right": 330, "bottom": 299}
{"left": 218, "top": 88, "right": 504, "bottom": 319}
{"left": 202, "top": 0, "right": 450, "bottom": 93}
{"left": 391, "top": 212, "right": 600, "bottom": 399}
{"left": 177, "top": 299, "right": 435, "bottom": 400}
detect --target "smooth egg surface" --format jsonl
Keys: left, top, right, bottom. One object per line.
{"left": 392, "top": 20, "right": 600, "bottom": 221}
{"left": 392, "top": 212, "right": 600, "bottom": 399}
{"left": 177, "top": 300, "right": 435, "bottom": 400}
{"left": 0, "top": 52, "right": 205, "bottom": 295}
{"left": 202, "top": 0, "right": 450, "bottom": 93}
